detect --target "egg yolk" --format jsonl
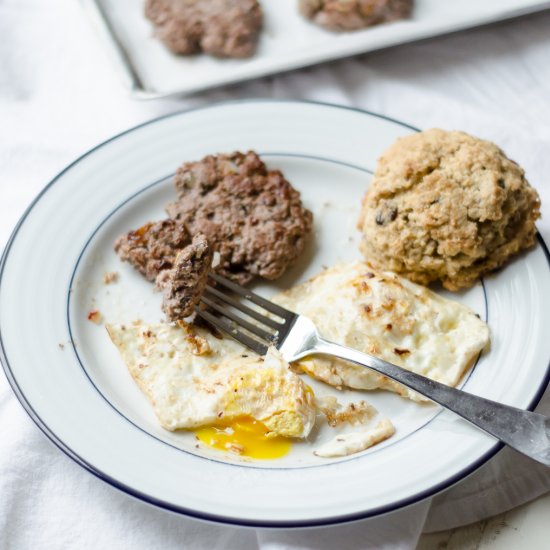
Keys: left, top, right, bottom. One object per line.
{"left": 194, "top": 417, "right": 291, "bottom": 459}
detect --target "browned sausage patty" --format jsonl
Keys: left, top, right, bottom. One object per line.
{"left": 166, "top": 151, "right": 313, "bottom": 285}
{"left": 114, "top": 219, "right": 190, "bottom": 285}
{"left": 299, "top": 0, "right": 413, "bottom": 31}
{"left": 115, "top": 152, "right": 313, "bottom": 288}
{"left": 144, "top": 0, "right": 263, "bottom": 58}
{"left": 160, "top": 234, "right": 213, "bottom": 321}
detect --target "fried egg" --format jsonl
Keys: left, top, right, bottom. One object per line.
{"left": 106, "top": 321, "right": 316, "bottom": 458}
{"left": 314, "top": 419, "right": 396, "bottom": 458}
{"left": 273, "top": 261, "right": 490, "bottom": 401}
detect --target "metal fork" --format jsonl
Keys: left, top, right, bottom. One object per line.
{"left": 196, "top": 272, "right": 550, "bottom": 466}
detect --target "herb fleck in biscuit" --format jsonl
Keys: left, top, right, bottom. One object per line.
{"left": 358, "top": 129, "right": 541, "bottom": 290}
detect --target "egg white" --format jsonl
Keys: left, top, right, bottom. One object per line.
{"left": 106, "top": 321, "right": 316, "bottom": 438}
{"left": 106, "top": 261, "right": 489, "bottom": 457}
{"left": 273, "top": 261, "right": 490, "bottom": 401}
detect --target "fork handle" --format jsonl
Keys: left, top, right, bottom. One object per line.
{"left": 315, "top": 338, "right": 550, "bottom": 466}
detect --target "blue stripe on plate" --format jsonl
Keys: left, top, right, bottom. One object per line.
{"left": 1, "top": 100, "right": 548, "bottom": 528}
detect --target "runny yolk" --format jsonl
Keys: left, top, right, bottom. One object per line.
{"left": 194, "top": 417, "right": 291, "bottom": 459}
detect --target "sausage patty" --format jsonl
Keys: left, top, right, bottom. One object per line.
{"left": 160, "top": 233, "right": 213, "bottom": 321}
{"left": 114, "top": 219, "right": 190, "bottom": 285}
{"left": 144, "top": 0, "right": 263, "bottom": 58}
{"left": 299, "top": 0, "right": 413, "bottom": 32}
{"left": 166, "top": 151, "right": 313, "bottom": 285}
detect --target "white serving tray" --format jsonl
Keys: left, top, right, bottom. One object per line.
{"left": 81, "top": 0, "right": 550, "bottom": 99}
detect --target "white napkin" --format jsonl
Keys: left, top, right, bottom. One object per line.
{"left": 1, "top": 1, "right": 550, "bottom": 548}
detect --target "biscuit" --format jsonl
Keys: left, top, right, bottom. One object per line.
{"left": 357, "top": 129, "right": 541, "bottom": 290}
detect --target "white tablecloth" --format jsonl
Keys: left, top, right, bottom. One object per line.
{"left": 1, "top": 1, "right": 550, "bottom": 548}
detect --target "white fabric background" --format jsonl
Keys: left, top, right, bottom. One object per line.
{"left": 1, "top": 1, "right": 550, "bottom": 548}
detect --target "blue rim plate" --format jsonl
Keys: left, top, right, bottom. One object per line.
{"left": 1, "top": 100, "right": 549, "bottom": 527}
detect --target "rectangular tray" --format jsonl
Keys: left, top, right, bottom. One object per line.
{"left": 81, "top": 0, "right": 550, "bottom": 99}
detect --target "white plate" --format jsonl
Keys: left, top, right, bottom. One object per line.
{"left": 1, "top": 100, "right": 549, "bottom": 527}
{"left": 81, "top": 0, "right": 550, "bottom": 98}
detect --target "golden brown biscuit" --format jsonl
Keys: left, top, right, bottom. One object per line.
{"left": 358, "top": 129, "right": 541, "bottom": 290}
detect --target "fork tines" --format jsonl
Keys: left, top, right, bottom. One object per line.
{"left": 195, "top": 272, "right": 295, "bottom": 356}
